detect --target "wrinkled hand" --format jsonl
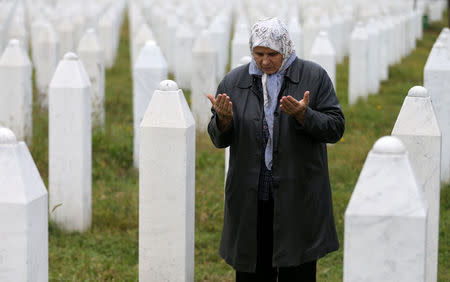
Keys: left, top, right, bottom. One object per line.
{"left": 207, "top": 93, "right": 233, "bottom": 131}
{"left": 279, "top": 91, "right": 310, "bottom": 125}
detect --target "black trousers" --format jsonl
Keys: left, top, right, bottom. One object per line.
{"left": 236, "top": 200, "right": 317, "bottom": 282}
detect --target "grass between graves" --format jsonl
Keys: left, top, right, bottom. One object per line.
{"left": 27, "top": 12, "right": 450, "bottom": 281}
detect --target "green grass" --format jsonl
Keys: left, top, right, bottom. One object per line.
{"left": 26, "top": 12, "right": 450, "bottom": 281}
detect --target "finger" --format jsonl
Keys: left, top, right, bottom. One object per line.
{"left": 286, "top": 95, "right": 299, "bottom": 104}
{"left": 206, "top": 94, "right": 216, "bottom": 105}
{"left": 281, "top": 96, "right": 297, "bottom": 112}
{"left": 215, "top": 94, "right": 226, "bottom": 110}
{"left": 302, "top": 91, "right": 310, "bottom": 105}
{"left": 226, "top": 101, "right": 233, "bottom": 116}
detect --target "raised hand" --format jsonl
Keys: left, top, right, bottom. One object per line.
{"left": 207, "top": 93, "right": 233, "bottom": 131}
{"left": 279, "top": 91, "right": 310, "bottom": 125}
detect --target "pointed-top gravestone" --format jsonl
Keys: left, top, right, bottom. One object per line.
{"left": 209, "top": 16, "right": 229, "bottom": 80}
{"left": 303, "top": 16, "right": 319, "bottom": 60}
{"left": 35, "top": 21, "right": 59, "bottom": 108}
{"left": 0, "top": 127, "right": 48, "bottom": 281}
{"left": 349, "top": 22, "right": 369, "bottom": 105}
{"left": 30, "top": 17, "right": 48, "bottom": 64}
{"left": 78, "top": 28, "right": 105, "bottom": 129}
{"left": 139, "top": 80, "right": 195, "bottom": 282}
{"left": 132, "top": 23, "right": 154, "bottom": 66}
{"left": 424, "top": 41, "right": 450, "bottom": 183}
{"left": 192, "top": 29, "right": 217, "bottom": 133}
{"left": 330, "top": 12, "right": 345, "bottom": 63}
{"left": 57, "top": 17, "right": 75, "bottom": 57}
{"left": 133, "top": 40, "right": 168, "bottom": 168}
{"left": 366, "top": 19, "right": 380, "bottom": 94}
{"left": 310, "top": 31, "right": 336, "bottom": 88}
{"left": 377, "top": 18, "right": 390, "bottom": 81}
{"left": 288, "top": 17, "right": 303, "bottom": 59}
{"left": 49, "top": 52, "right": 92, "bottom": 232}
{"left": 231, "top": 23, "right": 250, "bottom": 68}
{"left": 7, "top": 18, "right": 28, "bottom": 52}
{"left": 165, "top": 15, "right": 178, "bottom": 73}
{"left": 0, "top": 39, "right": 32, "bottom": 143}
{"left": 392, "top": 86, "right": 441, "bottom": 282}
{"left": 174, "top": 23, "right": 194, "bottom": 89}
{"left": 98, "top": 12, "right": 115, "bottom": 68}
{"left": 344, "top": 136, "right": 427, "bottom": 282}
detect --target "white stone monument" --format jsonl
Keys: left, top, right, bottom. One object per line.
{"left": 133, "top": 40, "right": 168, "bottom": 168}
{"left": 174, "top": 23, "right": 194, "bottom": 89}
{"left": 344, "top": 136, "right": 427, "bottom": 282}
{"left": 0, "top": 39, "right": 32, "bottom": 143}
{"left": 392, "top": 86, "right": 441, "bottom": 282}
{"left": 303, "top": 16, "right": 319, "bottom": 60}
{"left": 366, "top": 19, "right": 380, "bottom": 94}
{"left": 310, "top": 31, "right": 336, "bottom": 88}
{"left": 132, "top": 23, "right": 154, "bottom": 66}
{"left": 57, "top": 17, "right": 75, "bottom": 56}
{"left": 377, "top": 18, "right": 390, "bottom": 81}
{"left": 139, "top": 80, "right": 195, "bottom": 282}
{"left": 48, "top": 52, "right": 92, "bottom": 232}
{"left": 231, "top": 23, "right": 250, "bottom": 69}
{"left": 0, "top": 127, "right": 48, "bottom": 281}
{"left": 35, "top": 21, "right": 59, "bottom": 107}
{"left": 98, "top": 12, "right": 115, "bottom": 68}
{"left": 288, "top": 17, "right": 303, "bottom": 60}
{"left": 209, "top": 16, "right": 229, "bottom": 80}
{"left": 349, "top": 22, "right": 369, "bottom": 105}
{"left": 77, "top": 28, "right": 105, "bottom": 129}
{"left": 424, "top": 42, "right": 450, "bottom": 183}
{"left": 191, "top": 30, "right": 217, "bottom": 133}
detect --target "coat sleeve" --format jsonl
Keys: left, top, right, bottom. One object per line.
{"left": 207, "top": 79, "right": 234, "bottom": 148}
{"left": 295, "top": 70, "right": 345, "bottom": 143}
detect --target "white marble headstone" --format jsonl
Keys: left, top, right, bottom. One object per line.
{"left": 392, "top": 86, "right": 441, "bottom": 282}
{"left": 0, "top": 39, "right": 32, "bottom": 143}
{"left": 349, "top": 22, "right": 369, "bottom": 105}
{"left": 35, "top": 21, "right": 59, "bottom": 108}
{"left": 57, "top": 17, "right": 75, "bottom": 57}
{"left": 366, "top": 19, "right": 380, "bottom": 94}
{"left": 131, "top": 23, "right": 154, "bottom": 67}
{"left": 344, "top": 136, "right": 427, "bottom": 282}
{"left": 174, "top": 23, "right": 194, "bottom": 89}
{"left": 424, "top": 41, "right": 450, "bottom": 183}
{"left": 0, "top": 127, "right": 48, "bottom": 281}
{"left": 133, "top": 40, "right": 168, "bottom": 168}
{"left": 139, "top": 80, "right": 195, "bottom": 282}
{"left": 231, "top": 23, "right": 250, "bottom": 69}
{"left": 49, "top": 52, "right": 92, "bottom": 232}
{"left": 98, "top": 12, "right": 116, "bottom": 69}
{"left": 77, "top": 28, "right": 105, "bottom": 129}
{"left": 288, "top": 17, "right": 303, "bottom": 59}
{"left": 310, "top": 31, "right": 336, "bottom": 88}
{"left": 191, "top": 30, "right": 217, "bottom": 133}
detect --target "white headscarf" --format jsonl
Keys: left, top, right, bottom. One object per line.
{"left": 249, "top": 17, "right": 296, "bottom": 170}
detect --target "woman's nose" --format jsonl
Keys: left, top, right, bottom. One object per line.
{"left": 262, "top": 57, "right": 270, "bottom": 65}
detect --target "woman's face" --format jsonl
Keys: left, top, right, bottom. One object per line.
{"left": 252, "top": 46, "right": 283, "bottom": 74}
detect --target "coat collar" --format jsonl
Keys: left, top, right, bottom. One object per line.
{"left": 236, "top": 57, "right": 301, "bottom": 89}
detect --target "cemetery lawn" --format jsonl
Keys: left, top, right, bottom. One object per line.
{"left": 28, "top": 12, "right": 450, "bottom": 282}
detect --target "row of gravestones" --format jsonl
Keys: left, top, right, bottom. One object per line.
{"left": 1, "top": 25, "right": 449, "bottom": 281}
{"left": 0, "top": 28, "right": 449, "bottom": 282}
{"left": 0, "top": 80, "right": 445, "bottom": 281}
{"left": 345, "top": 26, "right": 450, "bottom": 282}
{"left": 0, "top": 1, "right": 447, "bottom": 281}
{"left": 128, "top": 0, "right": 439, "bottom": 170}
{"left": 0, "top": 0, "right": 126, "bottom": 140}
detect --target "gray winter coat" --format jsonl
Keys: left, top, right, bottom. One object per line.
{"left": 208, "top": 57, "right": 345, "bottom": 272}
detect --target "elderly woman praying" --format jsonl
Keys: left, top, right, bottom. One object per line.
{"left": 207, "top": 17, "right": 345, "bottom": 282}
